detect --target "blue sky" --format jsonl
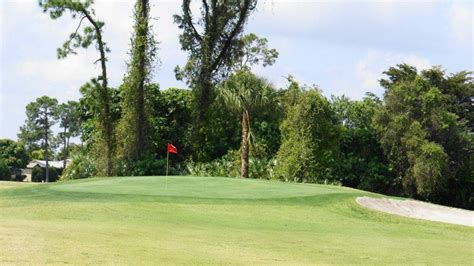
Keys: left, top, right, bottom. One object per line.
{"left": 0, "top": 0, "right": 472, "bottom": 140}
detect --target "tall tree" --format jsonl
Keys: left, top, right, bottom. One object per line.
{"left": 275, "top": 84, "right": 341, "bottom": 183}
{"left": 331, "top": 95, "right": 390, "bottom": 191}
{"left": 117, "top": 0, "right": 157, "bottom": 165}
{"left": 374, "top": 64, "right": 473, "bottom": 208}
{"left": 39, "top": 0, "right": 114, "bottom": 176}
{"left": 20, "top": 96, "right": 58, "bottom": 182}
{"left": 174, "top": 0, "right": 257, "bottom": 157}
{"left": 55, "top": 101, "right": 81, "bottom": 169}
{"left": 220, "top": 70, "right": 272, "bottom": 178}
{"left": 233, "top": 33, "right": 279, "bottom": 72}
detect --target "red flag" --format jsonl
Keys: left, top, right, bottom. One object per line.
{"left": 167, "top": 143, "right": 178, "bottom": 154}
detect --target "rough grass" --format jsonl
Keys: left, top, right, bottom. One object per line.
{"left": 0, "top": 176, "right": 472, "bottom": 264}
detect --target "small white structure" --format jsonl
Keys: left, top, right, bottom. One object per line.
{"left": 21, "top": 160, "right": 71, "bottom": 182}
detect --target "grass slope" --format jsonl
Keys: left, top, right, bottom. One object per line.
{"left": 0, "top": 176, "right": 472, "bottom": 264}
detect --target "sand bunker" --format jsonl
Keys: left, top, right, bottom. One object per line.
{"left": 356, "top": 196, "right": 474, "bottom": 227}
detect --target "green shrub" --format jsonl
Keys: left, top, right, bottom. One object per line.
{"left": 275, "top": 89, "right": 341, "bottom": 183}
{"left": 32, "top": 167, "right": 59, "bottom": 182}
{"left": 185, "top": 151, "right": 239, "bottom": 177}
{"left": 413, "top": 142, "right": 449, "bottom": 200}
{"left": 248, "top": 157, "right": 276, "bottom": 180}
{"left": 0, "top": 159, "right": 11, "bottom": 180}
{"left": 185, "top": 148, "right": 276, "bottom": 179}
{"left": 114, "top": 155, "right": 170, "bottom": 177}
{"left": 357, "top": 160, "right": 391, "bottom": 192}
{"left": 130, "top": 157, "right": 167, "bottom": 176}
{"left": 0, "top": 139, "right": 29, "bottom": 169}
{"left": 62, "top": 152, "right": 97, "bottom": 180}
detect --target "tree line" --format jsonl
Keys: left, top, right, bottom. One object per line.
{"left": 1, "top": 0, "right": 472, "bottom": 209}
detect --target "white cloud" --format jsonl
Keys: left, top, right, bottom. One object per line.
{"left": 2, "top": 0, "right": 78, "bottom": 39}
{"left": 12, "top": 55, "right": 101, "bottom": 107}
{"left": 17, "top": 53, "right": 100, "bottom": 84}
{"left": 91, "top": 0, "right": 185, "bottom": 87}
{"left": 356, "top": 50, "right": 431, "bottom": 91}
{"left": 448, "top": 2, "right": 473, "bottom": 42}
{"left": 11, "top": 0, "right": 183, "bottom": 87}
{"left": 254, "top": 1, "right": 328, "bottom": 31}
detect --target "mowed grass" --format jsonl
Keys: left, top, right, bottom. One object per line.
{"left": 0, "top": 176, "right": 472, "bottom": 264}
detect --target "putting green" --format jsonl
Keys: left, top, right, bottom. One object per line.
{"left": 51, "top": 176, "right": 349, "bottom": 199}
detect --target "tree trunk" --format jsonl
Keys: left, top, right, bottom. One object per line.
{"left": 63, "top": 135, "right": 70, "bottom": 169}
{"left": 196, "top": 67, "right": 212, "bottom": 124}
{"left": 191, "top": 66, "right": 212, "bottom": 161}
{"left": 63, "top": 127, "right": 68, "bottom": 169}
{"left": 97, "top": 25, "right": 113, "bottom": 177}
{"left": 241, "top": 110, "right": 249, "bottom": 178}
{"left": 82, "top": 8, "right": 113, "bottom": 176}
{"left": 44, "top": 108, "right": 50, "bottom": 183}
{"left": 135, "top": 0, "right": 149, "bottom": 158}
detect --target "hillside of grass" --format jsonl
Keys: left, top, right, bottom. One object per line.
{"left": 0, "top": 176, "right": 472, "bottom": 264}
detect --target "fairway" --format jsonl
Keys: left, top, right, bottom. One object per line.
{"left": 0, "top": 176, "right": 472, "bottom": 264}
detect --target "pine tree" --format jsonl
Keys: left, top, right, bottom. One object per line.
{"left": 20, "top": 96, "right": 58, "bottom": 182}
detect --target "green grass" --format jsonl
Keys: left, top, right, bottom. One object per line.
{"left": 0, "top": 176, "right": 472, "bottom": 264}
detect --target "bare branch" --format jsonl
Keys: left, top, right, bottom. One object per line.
{"left": 211, "top": 0, "right": 252, "bottom": 71}
{"left": 202, "top": 0, "right": 209, "bottom": 19}
{"left": 184, "top": 1, "right": 202, "bottom": 43}
{"left": 71, "top": 15, "right": 86, "bottom": 40}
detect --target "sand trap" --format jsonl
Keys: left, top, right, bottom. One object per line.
{"left": 356, "top": 196, "right": 474, "bottom": 227}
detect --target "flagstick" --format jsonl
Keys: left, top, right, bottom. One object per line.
{"left": 165, "top": 150, "right": 169, "bottom": 190}
{"left": 166, "top": 150, "right": 169, "bottom": 176}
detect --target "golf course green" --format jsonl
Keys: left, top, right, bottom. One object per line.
{"left": 0, "top": 176, "right": 472, "bottom": 264}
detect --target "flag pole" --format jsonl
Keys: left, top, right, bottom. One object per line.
{"left": 165, "top": 149, "right": 169, "bottom": 190}
{"left": 166, "top": 149, "right": 169, "bottom": 176}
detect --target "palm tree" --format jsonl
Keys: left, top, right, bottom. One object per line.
{"left": 219, "top": 70, "right": 272, "bottom": 178}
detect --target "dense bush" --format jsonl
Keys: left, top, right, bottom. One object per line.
{"left": 61, "top": 152, "right": 97, "bottom": 180}
{"left": 185, "top": 147, "right": 276, "bottom": 179}
{"left": 129, "top": 157, "right": 167, "bottom": 176}
{"left": 331, "top": 95, "right": 392, "bottom": 193}
{"left": 249, "top": 157, "right": 276, "bottom": 180}
{"left": 412, "top": 142, "right": 449, "bottom": 199}
{"left": 32, "top": 167, "right": 59, "bottom": 182}
{"left": 0, "top": 139, "right": 29, "bottom": 169}
{"left": 0, "top": 139, "right": 29, "bottom": 181}
{"left": 150, "top": 88, "right": 194, "bottom": 162}
{"left": 185, "top": 151, "right": 240, "bottom": 177}
{"left": 374, "top": 64, "right": 473, "bottom": 208}
{"left": 192, "top": 101, "right": 242, "bottom": 162}
{"left": 275, "top": 88, "right": 341, "bottom": 183}
{"left": 0, "top": 160, "right": 11, "bottom": 180}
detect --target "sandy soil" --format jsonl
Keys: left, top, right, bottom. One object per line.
{"left": 356, "top": 196, "right": 474, "bottom": 227}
